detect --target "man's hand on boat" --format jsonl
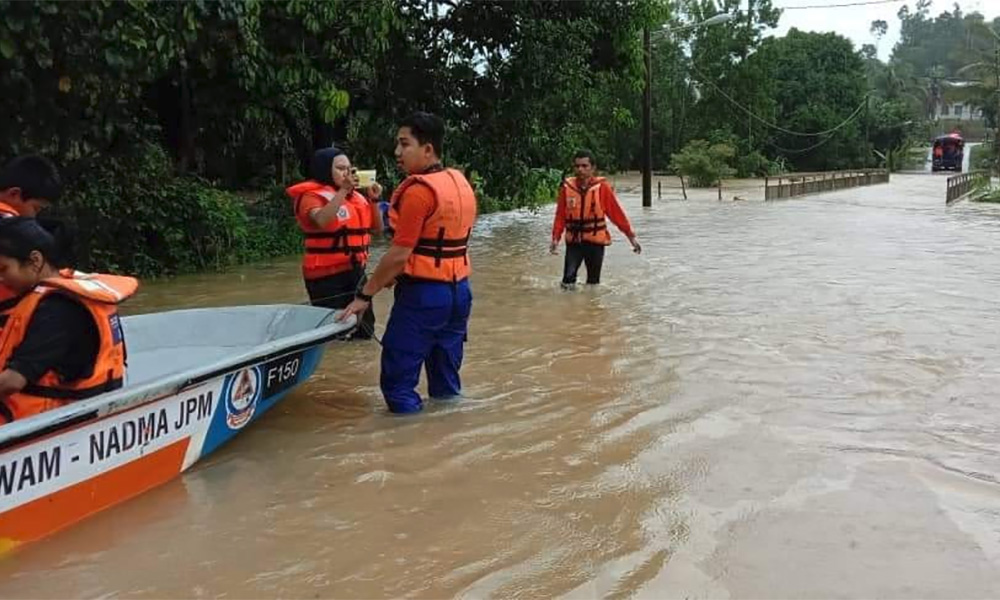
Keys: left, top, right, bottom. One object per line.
{"left": 337, "top": 245, "right": 411, "bottom": 326}
{"left": 338, "top": 297, "right": 369, "bottom": 323}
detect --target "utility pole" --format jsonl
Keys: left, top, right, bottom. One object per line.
{"left": 642, "top": 26, "right": 653, "bottom": 208}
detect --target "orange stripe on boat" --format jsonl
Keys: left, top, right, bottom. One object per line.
{"left": 0, "top": 438, "right": 189, "bottom": 547}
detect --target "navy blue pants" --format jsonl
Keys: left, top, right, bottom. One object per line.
{"left": 380, "top": 278, "right": 472, "bottom": 413}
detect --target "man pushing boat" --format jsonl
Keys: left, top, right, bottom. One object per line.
{"left": 339, "top": 112, "right": 477, "bottom": 415}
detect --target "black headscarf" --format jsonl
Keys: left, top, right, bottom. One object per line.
{"left": 309, "top": 147, "right": 345, "bottom": 186}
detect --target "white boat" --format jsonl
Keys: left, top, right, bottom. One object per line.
{"left": 0, "top": 304, "right": 354, "bottom": 554}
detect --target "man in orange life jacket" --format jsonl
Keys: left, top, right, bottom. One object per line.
{"left": 0, "top": 218, "right": 136, "bottom": 425}
{"left": 340, "top": 112, "right": 476, "bottom": 414}
{"left": 0, "top": 155, "right": 63, "bottom": 306}
{"left": 287, "top": 147, "right": 383, "bottom": 339}
{"left": 0, "top": 155, "right": 60, "bottom": 219}
{"left": 550, "top": 150, "right": 640, "bottom": 288}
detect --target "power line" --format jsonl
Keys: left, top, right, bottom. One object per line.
{"left": 763, "top": 103, "right": 871, "bottom": 154}
{"left": 776, "top": 0, "right": 904, "bottom": 9}
{"left": 689, "top": 62, "right": 870, "bottom": 137}
{"left": 767, "top": 133, "right": 840, "bottom": 155}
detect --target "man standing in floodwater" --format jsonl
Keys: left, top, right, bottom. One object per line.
{"left": 550, "top": 150, "right": 641, "bottom": 288}
{"left": 340, "top": 112, "right": 477, "bottom": 414}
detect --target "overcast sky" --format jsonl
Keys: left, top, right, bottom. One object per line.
{"left": 767, "top": 0, "right": 1000, "bottom": 60}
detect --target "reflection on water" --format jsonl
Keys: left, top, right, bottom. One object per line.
{"left": 3, "top": 174, "right": 1000, "bottom": 598}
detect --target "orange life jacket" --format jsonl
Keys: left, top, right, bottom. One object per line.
{"left": 286, "top": 181, "right": 372, "bottom": 280}
{"left": 0, "top": 270, "right": 138, "bottom": 424}
{"left": 562, "top": 177, "right": 611, "bottom": 246}
{"left": 389, "top": 168, "right": 477, "bottom": 283}
{"left": 0, "top": 203, "right": 20, "bottom": 304}
{"left": 0, "top": 202, "right": 19, "bottom": 218}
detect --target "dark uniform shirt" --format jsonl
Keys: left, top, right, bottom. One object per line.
{"left": 6, "top": 294, "right": 100, "bottom": 384}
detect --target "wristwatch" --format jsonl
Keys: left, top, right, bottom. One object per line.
{"left": 355, "top": 290, "right": 373, "bottom": 302}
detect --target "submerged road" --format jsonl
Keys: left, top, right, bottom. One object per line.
{"left": 2, "top": 173, "right": 999, "bottom": 598}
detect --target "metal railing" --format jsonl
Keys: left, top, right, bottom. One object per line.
{"left": 945, "top": 171, "right": 989, "bottom": 205}
{"left": 765, "top": 169, "right": 890, "bottom": 201}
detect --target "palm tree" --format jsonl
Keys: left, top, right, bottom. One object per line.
{"left": 955, "top": 21, "right": 999, "bottom": 172}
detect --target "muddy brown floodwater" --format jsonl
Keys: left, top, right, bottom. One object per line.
{"left": 2, "top": 173, "right": 1000, "bottom": 598}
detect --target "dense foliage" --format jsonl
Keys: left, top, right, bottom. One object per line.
{"left": 1, "top": 0, "right": 997, "bottom": 274}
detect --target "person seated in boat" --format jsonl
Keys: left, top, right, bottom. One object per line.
{"left": 286, "top": 147, "right": 383, "bottom": 339}
{"left": 0, "top": 155, "right": 64, "bottom": 306}
{"left": 0, "top": 218, "right": 138, "bottom": 425}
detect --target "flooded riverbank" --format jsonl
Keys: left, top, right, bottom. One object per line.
{"left": 2, "top": 174, "right": 1000, "bottom": 598}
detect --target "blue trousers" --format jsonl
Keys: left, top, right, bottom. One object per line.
{"left": 380, "top": 278, "right": 472, "bottom": 413}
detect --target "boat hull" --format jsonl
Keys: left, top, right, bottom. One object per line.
{"left": 0, "top": 304, "right": 352, "bottom": 555}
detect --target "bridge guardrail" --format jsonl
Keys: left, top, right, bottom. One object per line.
{"left": 765, "top": 169, "right": 890, "bottom": 201}
{"left": 945, "top": 171, "right": 989, "bottom": 205}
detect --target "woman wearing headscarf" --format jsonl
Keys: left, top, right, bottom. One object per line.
{"left": 286, "top": 147, "right": 383, "bottom": 339}
{"left": 0, "top": 217, "right": 137, "bottom": 424}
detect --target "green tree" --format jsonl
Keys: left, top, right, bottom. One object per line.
{"left": 682, "top": 0, "right": 781, "bottom": 157}
{"left": 670, "top": 139, "right": 735, "bottom": 186}
{"left": 745, "top": 29, "right": 868, "bottom": 170}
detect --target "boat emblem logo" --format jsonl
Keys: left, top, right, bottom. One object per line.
{"left": 225, "top": 366, "right": 262, "bottom": 430}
